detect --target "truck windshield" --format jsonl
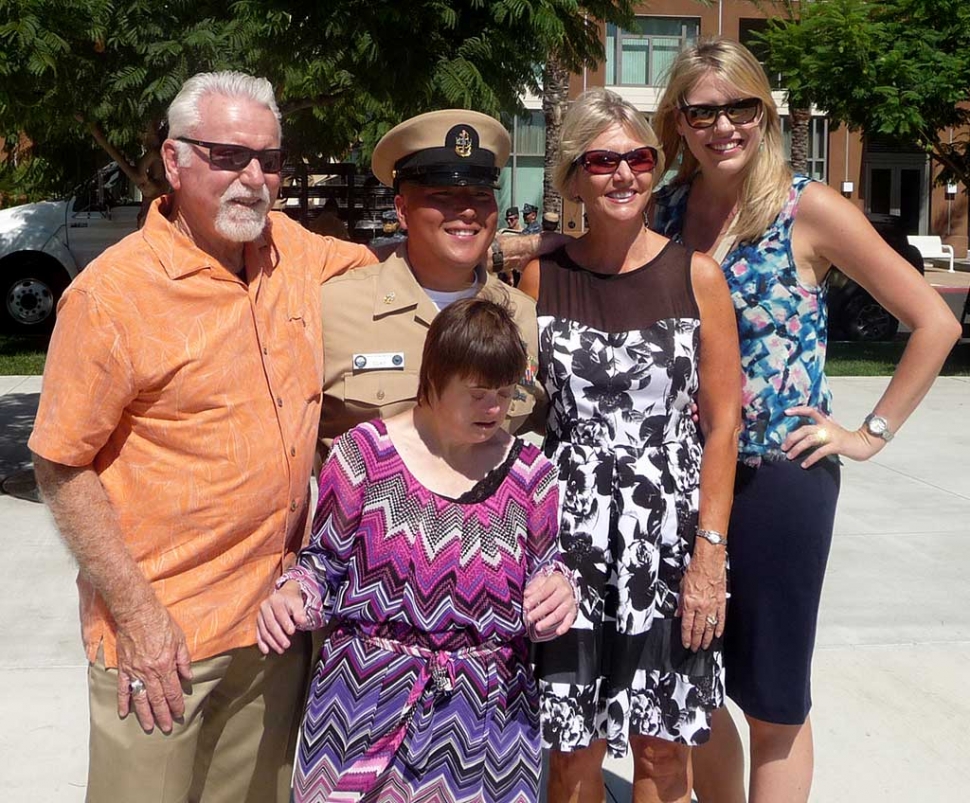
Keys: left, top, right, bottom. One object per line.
{"left": 69, "top": 163, "right": 143, "bottom": 212}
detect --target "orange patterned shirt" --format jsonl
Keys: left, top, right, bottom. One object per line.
{"left": 29, "top": 196, "right": 374, "bottom": 667}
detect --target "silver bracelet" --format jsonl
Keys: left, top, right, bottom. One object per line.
{"left": 696, "top": 528, "right": 726, "bottom": 546}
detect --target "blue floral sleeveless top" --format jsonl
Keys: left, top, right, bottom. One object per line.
{"left": 653, "top": 175, "right": 832, "bottom": 464}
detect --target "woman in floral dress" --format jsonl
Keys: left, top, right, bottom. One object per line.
{"left": 518, "top": 88, "right": 742, "bottom": 803}
{"left": 256, "top": 297, "right": 577, "bottom": 803}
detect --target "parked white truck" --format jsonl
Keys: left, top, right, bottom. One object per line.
{"left": 0, "top": 164, "right": 141, "bottom": 333}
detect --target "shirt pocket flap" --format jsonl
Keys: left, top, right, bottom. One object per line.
{"left": 343, "top": 370, "right": 419, "bottom": 408}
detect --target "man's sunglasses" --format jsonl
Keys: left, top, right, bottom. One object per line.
{"left": 177, "top": 137, "right": 286, "bottom": 174}
{"left": 574, "top": 146, "right": 658, "bottom": 175}
{"left": 679, "top": 98, "right": 763, "bottom": 130}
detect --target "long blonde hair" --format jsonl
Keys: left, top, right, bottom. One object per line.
{"left": 653, "top": 38, "right": 792, "bottom": 243}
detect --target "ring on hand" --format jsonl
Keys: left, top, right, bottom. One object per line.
{"left": 815, "top": 428, "right": 829, "bottom": 446}
{"left": 129, "top": 677, "right": 147, "bottom": 696}
{"left": 705, "top": 614, "right": 718, "bottom": 627}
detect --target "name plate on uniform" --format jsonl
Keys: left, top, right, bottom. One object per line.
{"left": 352, "top": 352, "right": 405, "bottom": 371}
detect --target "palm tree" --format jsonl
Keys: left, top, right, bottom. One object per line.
{"left": 536, "top": 6, "right": 635, "bottom": 226}
{"left": 755, "top": 1, "right": 811, "bottom": 173}
{"left": 788, "top": 106, "right": 811, "bottom": 174}
{"left": 541, "top": 57, "right": 571, "bottom": 221}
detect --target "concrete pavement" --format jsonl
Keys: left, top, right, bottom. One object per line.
{"left": 0, "top": 375, "right": 88, "bottom": 801}
{"left": 2, "top": 375, "right": 969, "bottom": 802}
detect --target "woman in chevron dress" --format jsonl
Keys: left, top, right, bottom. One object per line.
{"left": 257, "top": 297, "right": 577, "bottom": 803}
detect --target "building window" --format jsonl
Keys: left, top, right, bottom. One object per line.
{"left": 781, "top": 116, "right": 829, "bottom": 181}
{"left": 606, "top": 17, "right": 700, "bottom": 86}
{"left": 498, "top": 112, "right": 545, "bottom": 218}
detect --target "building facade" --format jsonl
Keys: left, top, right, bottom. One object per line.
{"left": 498, "top": 0, "right": 968, "bottom": 255}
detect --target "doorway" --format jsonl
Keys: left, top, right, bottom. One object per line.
{"left": 864, "top": 153, "right": 928, "bottom": 234}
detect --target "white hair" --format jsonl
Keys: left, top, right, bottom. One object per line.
{"left": 167, "top": 71, "right": 281, "bottom": 166}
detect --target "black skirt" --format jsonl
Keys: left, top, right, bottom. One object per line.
{"left": 723, "top": 455, "right": 841, "bottom": 725}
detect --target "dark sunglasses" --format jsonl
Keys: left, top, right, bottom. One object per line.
{"left": 177, "top": 137, "right": 286, "bottom": 173}
{"left": 679, "top": 98, "right": 763, "bottom": 129}
{"left": 574, "top": 146, "right": 658, "bottom": 175}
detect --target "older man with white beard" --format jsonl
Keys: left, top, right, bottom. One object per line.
{"left": 29, "top": 71, "right": 376, "bottom": 803}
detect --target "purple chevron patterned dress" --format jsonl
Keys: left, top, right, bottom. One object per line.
{"left": 281, "top": 420, "right": 566, "bottom": 803}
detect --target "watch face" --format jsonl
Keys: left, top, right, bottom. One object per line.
{"left": 868, "top": 416, "right": 887, "bottom": 436}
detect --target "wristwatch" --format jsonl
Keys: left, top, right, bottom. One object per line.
{"left": 863, "top": 413, "right": 894, "bottom": 442}
{"left": 490, "top": 239, "right": 504, "bottom": 273}
{"left": 696, "top": 528, "right": 726, "bottom": 546}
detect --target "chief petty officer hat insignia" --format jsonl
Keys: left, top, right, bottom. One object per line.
{"left": 371, "top": 109, "right": 511, "bottom": 191}
{"left": 454, "top": 128, "right": 473, "bottom": 157}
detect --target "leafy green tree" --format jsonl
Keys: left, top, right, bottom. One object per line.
{"left": 0, "top": 1, "right": 255, "bottom": 201}
{"left": 0, "top": 0, "right": 635, "bottom": 203}
{"left": 759, "top": 0, "right": 970, "bottom": 188}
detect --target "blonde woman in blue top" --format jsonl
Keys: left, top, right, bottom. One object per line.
{"left": 652, "top": 38, "right": 960, "bottom": 803}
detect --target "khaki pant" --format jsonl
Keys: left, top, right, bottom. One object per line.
{"left": 86, "top": 634, "right": 310, "bottom": 803}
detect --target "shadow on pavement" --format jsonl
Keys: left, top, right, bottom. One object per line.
{"left": 605, "top": 768, "right": 630, "bottom": 802}
{"left": 0, "top": 391, "right": 40, "bottom": 502}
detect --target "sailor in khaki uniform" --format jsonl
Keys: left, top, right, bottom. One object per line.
{"left": 319, "top": 110, "right": 544, "bottom": 459}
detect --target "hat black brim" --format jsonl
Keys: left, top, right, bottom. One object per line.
{"left": 394, "top": 165, "right": 500, "bottom": 190}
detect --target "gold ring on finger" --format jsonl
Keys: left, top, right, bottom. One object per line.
{"left": 815, "top": 428, "right": 829, "bottom": 446}
{"left": 705, "top": 614, "right": 718, "bottom": 627}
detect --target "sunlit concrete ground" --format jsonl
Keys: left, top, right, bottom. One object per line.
{"left": 2, "top": 374, "right": 968, "bottom": 802}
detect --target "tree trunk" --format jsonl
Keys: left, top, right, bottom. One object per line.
{"left": 542, "top": 56, "right": 570, "bottom": 221}
{"left": 789, "top": 106, "right": 811, "bottom": 175}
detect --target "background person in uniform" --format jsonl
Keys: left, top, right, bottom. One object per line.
{"left": 258, "top": 297, "right": 578, "bottom": 803}
{"left": 521, "top": 202, "right": 541, "bottom": 234}
{"left": 29, "top": 71, "right": 376, "bottom": 803}
{"left": 317, "top": 109, "right": 544, "bottom": 461}
{"left": 497, "top": 208, "right": 524, "bottom": 286}
{"left": 369, "top": 208, "right": 408, "bottom": 249}
{"left": 502, "top": 205, "right": 521, "bottom": 232}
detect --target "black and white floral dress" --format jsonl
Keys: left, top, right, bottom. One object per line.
{"left": 534, "top": 242, "right": 723, "bottom": 757}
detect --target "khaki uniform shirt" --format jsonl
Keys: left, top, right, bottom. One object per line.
{"left": 319, "top": 250, "right": 544, "bottom": 459}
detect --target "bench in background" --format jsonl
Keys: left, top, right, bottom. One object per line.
{"left": 907, "top": 235, "right": 955, "bottom": 273}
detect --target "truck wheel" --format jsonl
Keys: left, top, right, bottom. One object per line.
{"left": 2, "top": 261, "right": 68, "bottom": 334}
{"left": 841, "top": 293, "right": 900, "bottom": 342}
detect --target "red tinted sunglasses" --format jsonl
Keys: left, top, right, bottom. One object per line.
{"left": 575, "top": 146, "right": 658, "bottom": 175}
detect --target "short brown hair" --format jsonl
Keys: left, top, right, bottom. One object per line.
{"left": 418, "top": 296, "right": 527, "bottom": 406}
